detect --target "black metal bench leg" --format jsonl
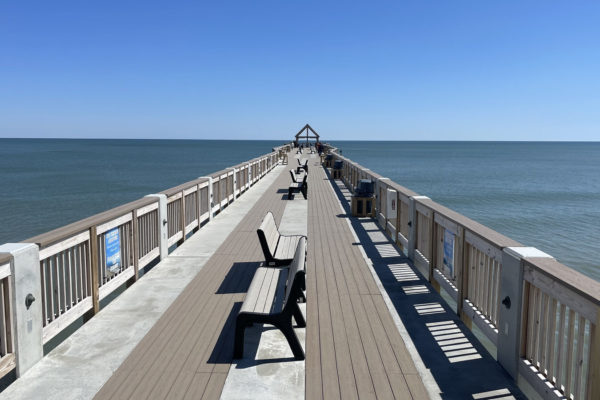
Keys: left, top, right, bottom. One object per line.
{"left": 292, "top": 302, "right": 306, "bottom": 328}
{"left": 301, "top": 184, "right": 307, "bottom": 199}
{"left": 275, "top": 319, "right": 305, "bottom": 360}
{"left": 233, "top": 316, "right": 248, "bottom": 359}
{"left": 288, "top": 187, "right": 293, "bottom": 199}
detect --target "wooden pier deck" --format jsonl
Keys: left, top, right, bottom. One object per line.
{"left": 94, "top": 153, "right": 427, "bottom": 400}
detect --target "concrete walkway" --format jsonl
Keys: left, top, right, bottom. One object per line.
{"left": 0, "top": 165, "right": 286, "bottom": 400}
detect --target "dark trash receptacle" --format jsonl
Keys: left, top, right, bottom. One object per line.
{"left": 355, "top": 179, "right": 374, "bottom": 197}
{"left": 333, "top": 160, "right": 343, "bottom": 170}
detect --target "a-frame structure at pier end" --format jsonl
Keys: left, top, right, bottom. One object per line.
{"left": 294, "top": 123, "right": 320, "bottom": 146}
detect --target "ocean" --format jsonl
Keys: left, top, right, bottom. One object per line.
{"left": 1, "top": 139, "right": 598, "bottom": 282}
{"left": 331, "top": 141, "right": 600, "bottom": 281}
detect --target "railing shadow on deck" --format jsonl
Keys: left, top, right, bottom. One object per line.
{"left": 324, "top": 166, "right": 526, "bottom": 400}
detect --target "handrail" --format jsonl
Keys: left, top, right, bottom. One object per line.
{"left": 25, "top": 197, "right": 157, "bottom": 248}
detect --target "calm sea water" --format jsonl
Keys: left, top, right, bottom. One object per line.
{"left": 1, "top": 139, "right": 598, "bottom": 281}
{"left": 331, "top": 141, "right": 600, "bottom": 281}
{"left": 0, "top": 139, "right": 281, "bottom": 243}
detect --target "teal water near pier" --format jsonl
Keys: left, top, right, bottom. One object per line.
{"left": 332, "top": 141, "right": 600, "bottom": 281}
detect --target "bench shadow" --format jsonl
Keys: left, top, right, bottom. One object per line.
{"left": 276, "top": 188, "right": 288, "bottom": 194}
{"left": 216, "top": 261, "right": 260, "bottom": 294}
{"left": 206, "top": 302, "right": 243, "bottom": 366}
{"left": 233, "top": 324, "right": 298, "bottom": 369}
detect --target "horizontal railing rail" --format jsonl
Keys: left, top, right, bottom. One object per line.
{"left": 0, "top": 145, "right": 286, "bottom": 379}
{"left": 326, "top": 147, "right": 600, "bottom": 400}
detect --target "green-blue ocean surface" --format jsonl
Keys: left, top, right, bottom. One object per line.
{"left": 1, "top": 139, "right": 598, "bottom": 281}
{"left": 331, "top": 141, "right": 600, "bottom": 281}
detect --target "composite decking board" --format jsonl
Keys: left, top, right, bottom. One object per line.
{"left": 316, "top": 186, "right": 366, "bottom": 399}
{"left": 315, "top": 172, "right": 379, "bottom": 399}
{"left": 371, "top": 295, "right": 419, "bottom": 375}
{"left": 319, "top": 226, "right": 358, "bottom": 399}
{"left": 165, "top": 370, "right": 195, "bottom": 400}
{"left": 94, "top": 162, "right": 291, "bottom": 400}
{"left": 305, "top": 163, "right": 427, "bottom": 400}
{"left": 182, "top": 373, "right": 211, "bottom": 400}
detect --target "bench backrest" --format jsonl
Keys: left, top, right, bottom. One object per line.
{"left": 284, "top": 237, "right": 306, "bottom": 305}
{"left": 257, "top": 212, "right": 279, "bottom": 259}
{"left": 290, "top": 169, "right": 298, "bottom": 183}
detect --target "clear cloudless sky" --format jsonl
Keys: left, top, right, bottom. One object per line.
{"left": 1, "top": 1, "right": 599, "bottom": 140}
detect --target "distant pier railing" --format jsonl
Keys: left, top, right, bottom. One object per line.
{"left": 328, "top": 146, "right": 599, "bottom": 400}
{"left": 0, "top": 144, "right": 290, "bottom": 379}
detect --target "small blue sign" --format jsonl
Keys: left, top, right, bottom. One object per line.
{"left": 105, "top": 228, "right": 121, "bottom": 274}
{"left": 443, "top": 230, "right": 455, "bottom": 278}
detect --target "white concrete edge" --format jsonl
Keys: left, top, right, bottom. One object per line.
{"left": 326, "top": 180, "right": 442, "bottom": 400}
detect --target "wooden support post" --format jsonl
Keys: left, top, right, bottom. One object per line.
{"left": 395, "top": 192, "right": 401, "bottom": 249}
{"left": 179, "top": 190, "right": 186, "bottom": 245}
{"left": 89, "top": 226, "right": 100, "bottom": 315}
{"left": 587, "top": 309, "right": 600, "bottom": 399}
{"left": 455, "top": 226, "right": 466, "bottom": 316}
{"left": 196, "top": 183, "right": 201, "bottom": 231}
{"left": 428, "top": 211, "right": 436, "bottom": 284}
{"left": 131, "top": 209, "right": 139, "bottom": 282}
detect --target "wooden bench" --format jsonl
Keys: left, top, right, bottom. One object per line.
{"left": 234, "top": 237, "right": 307, "bottom": 360}
{"left": 257, "top": 211, "right": 306, "bottom": 266}
{"left": 288, "top": 171, "right": 307, "bottom": 200}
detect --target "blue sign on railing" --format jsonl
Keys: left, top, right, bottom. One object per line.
{"left": 443, "top": 230, "right": 455, "bottom": 278}
{"left": 105, "top": 228, "right": 121, "bottom": 274}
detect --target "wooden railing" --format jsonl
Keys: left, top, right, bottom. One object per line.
{"left": 0, "top": 147, "right": 284, "bottom": 378}
{"left": 327, "top": 147, "right": 600, "bottom": 400}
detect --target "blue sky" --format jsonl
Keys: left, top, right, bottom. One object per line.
{"left": 1, "top": 1, "right": 599, "bottom": 140}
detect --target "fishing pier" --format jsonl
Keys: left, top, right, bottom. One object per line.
{"left": 0, "top": 129, "right": 598, "bottom": 399}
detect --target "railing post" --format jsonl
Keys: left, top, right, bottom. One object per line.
{"left": 428, "top": 211, "right": 437, "bottom": 286}
{"left": 145, "top": 194, "right": 168, "bottom": 260}
{"left": 199, "top": 177, "right": 214, "bottom": 221}
{"left": 132, "top": 209, "right": 139, "bottom": 282}
{"left": 232, "top": 168, "right": 238, "bottom": 200}
{"left": 0, "top": 243, "right": 42, "bottom": 377}
{"left": 395, "top": 192, "right": 401, "bottom": 248}
{"left": 589, "top": 311, "right": 600, "bottom": 400}
{"left": 179, "top": 190, "right": 186, "bottom": 244}
{"left": 455, "top": 226, "right": 466, "bottom": 316}
{"left": 89, "top": 226, "right": 100, "bottom": 315}
{"left": 498, "top": 246, "right": 553, "bottom": 379}
{"left": 407, "top": 196, "right": 429, "bottom": 260}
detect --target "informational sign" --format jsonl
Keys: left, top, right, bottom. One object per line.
{"left": 443, "top": 230, "right": 455, "bottom": 278}
{"left": 387, "top": 188, "right": 397, "bottom": 219}
{"left": 105, "top": 228, "right": 121, "bottom": 274}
